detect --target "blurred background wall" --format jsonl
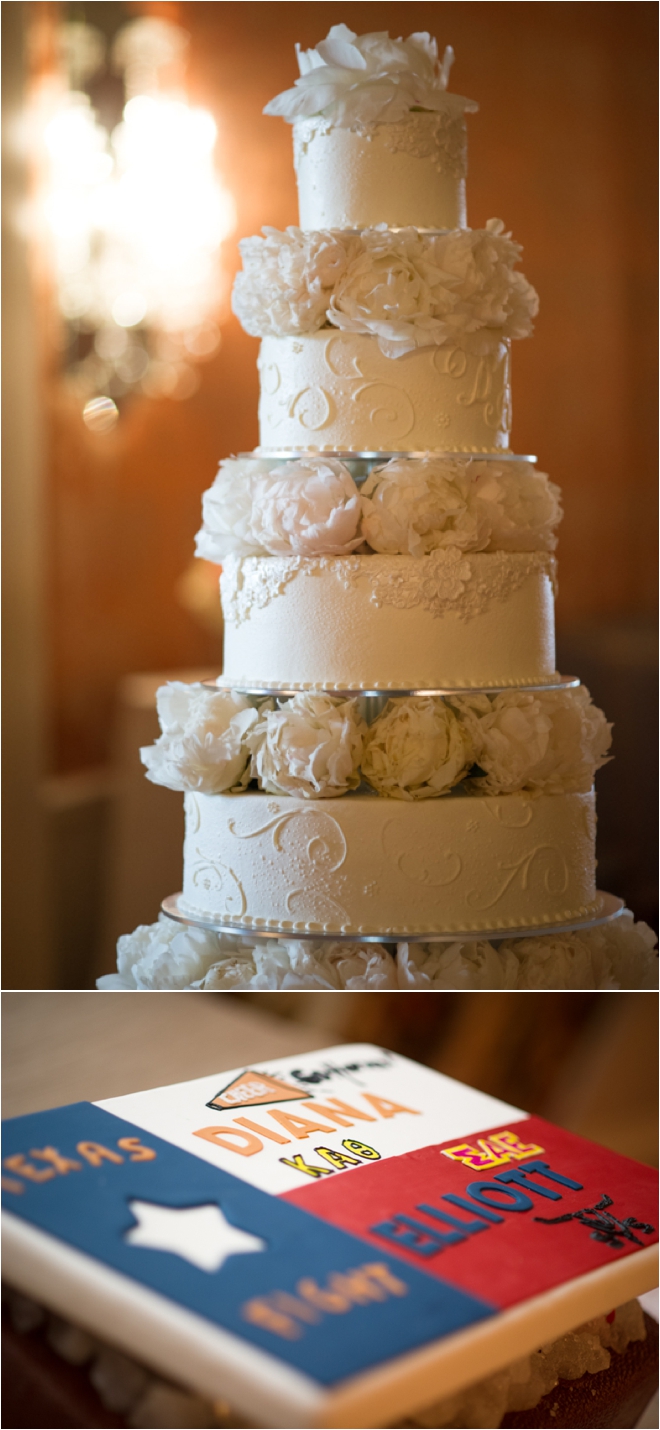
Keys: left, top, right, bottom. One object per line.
{"left": 2, "top": 1, "right": 657, "bottom": 987}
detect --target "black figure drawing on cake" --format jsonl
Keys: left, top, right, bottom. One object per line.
{"left": 534, "top": 1193, "right": 655, "bottom": 1249}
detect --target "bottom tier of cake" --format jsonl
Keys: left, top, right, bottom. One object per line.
{"left": 180, "top": 788, "right": 597, "bottom": 936}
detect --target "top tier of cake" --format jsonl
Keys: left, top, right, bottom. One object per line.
{"left": 264, "top": 26, "right": 477, "bottom": 233}
{"left": 293, "top": 109, "right": 470, "bottom": 231}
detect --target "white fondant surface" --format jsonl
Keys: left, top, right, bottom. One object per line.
{"left": 257, "top": 333, "right": 511, "bottom": 454}
{"left": 220, "top": 551, "right": 557, "bottom": 689}
{"left": 294, "top": 113, "right": 468, "bottom": 230}
{"left": 181, "top": 789, "right": 597, "bottom": 935}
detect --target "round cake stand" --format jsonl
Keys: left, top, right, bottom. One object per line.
{"left": 206, "top": 676, "right": 581, "bottom": 699}
{"left": 160, "top": 890, "right": 625, "bottom": 946}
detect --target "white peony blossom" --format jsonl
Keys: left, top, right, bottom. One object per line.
{"left": 329, "top": 227, "right": 448, "bottom": 358}
{"left": 248, "top": 692, "right": 365, "bottom": 799}
{"left": 141, "top": 683, "right": 257, "bottom": 794}
{"left": 362, "top": 697, "right": 474, "bottom": 800}
{"left": 397, "top": 940, "right": 520, "bottom": 989}
{"left": 450, "top": 687, "right": 612, "bottom": 796}
{"left": 100, "top": 915, "right": 230, "bottom": 990}
{"left": 249, "top": 459, "right": 363, "bottom": 556}
{"left": 191, "top": 939, "right": 396, "bottom": 990}
{"left": 232, "top": 227, "right": 355, "bottom": 337}
{"left": 195, "top": 458, "right": 273, "bottom": 561}
{"left": 426, "top": 220, "right": 539, "bottom": 341}
{"left": 263, "top": 26, "right": 474, "bottom": 126}
{"left": 361, "top": 457, "right": 561, "bottom": 556}
{"left": 396, "top": 915, "right": 658, "bottom": 991}
{"left": 231, "top": 224, "right": 538, "bottom": 357}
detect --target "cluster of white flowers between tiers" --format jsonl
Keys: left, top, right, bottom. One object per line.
{"left": 99, "top": 911, "right": 658, "bottom": 992}
{"left": 196, "top": 456, "right": 561, "bottom": 562}
{"left": 141, "top": 684, "right": 612, "bottom": 802}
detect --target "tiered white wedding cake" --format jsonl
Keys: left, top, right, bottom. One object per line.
{"left": 103, "top": 28, "right": 657, "bottom": 991}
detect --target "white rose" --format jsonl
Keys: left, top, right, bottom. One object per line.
{"left": 361, "top": 457, "right": 489, "bottom": 556}
{"left": 141, "top": 682, "right": 256, "bottom": 794}
{"left": 306, "top": 942, "right": 398, "bottom": 989}
{"left": 264, "top": 26, "right": 472, "bottom": 126}
{"left": 108, "top": 915, "right": 227, "bottom": 990}
{"left": 249, "top": 459, "right": 363, "bottom": 556}
{"left": 397, "top": 940, "right": 520, "bottom": 989}
{"left": 195, "top": 458, "right": 273, "bottom": 561}
{"left": 232, "top": 227, "right": 354, "bottom": 336}
{"left": 363, "top": 697, "right": 474, "bottom": 800}
{"left": 450, "top": 687, "right": 612, "bottom": 795}
{"left": 329, "top": 228, "right": 447, "bottom": 357}
{"left": 248, "top": 692, "right": 365, "bottom": 799}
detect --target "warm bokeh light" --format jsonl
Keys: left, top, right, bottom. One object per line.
{"left": 33, "top": 17, "right": 236, "bottom": 416}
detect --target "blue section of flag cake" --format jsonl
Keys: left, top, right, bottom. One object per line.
{"left": 2, "top": 1102, "right": 495, "bottom": 1385}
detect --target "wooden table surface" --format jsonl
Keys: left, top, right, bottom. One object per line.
{"left": 1, "top": 992, "right": 337, "bottom": 1117}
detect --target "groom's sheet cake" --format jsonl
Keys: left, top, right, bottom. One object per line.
{"left": 2, "top": 1045, "right": 657, "bottom": 1427}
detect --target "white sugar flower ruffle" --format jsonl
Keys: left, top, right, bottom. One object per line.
{"left": 186, "top": 938, "right": 396, "bottom": 991}
{"left": 195, "top": 458, "right": 273, "bottom": 561}
{"left": 361, "top": 457, "right": 561, "bottom": 557}
{"left": 263, "top": 26, "right": 475, "bottom": 126}
{"left": 397, "top": 940, "right": 521, "bottom": 989}
{"left": 362, "top": 697, "right": 474, "bottom": 800}
{"left": 98, "top": 915, "right": 230, "bottom": 990}
{"left": 232, "top": 227, "right": 356, "bottom": 337}
{"left": 197, "top": 457, "right": 363, "bottom": 561}
{"left": 141, "top": 683, "right": 257, "bottom": 794}
{"left": 249, "top": 458, "right": 363, "bottom": 556}
{"left": 449, "top": 686, "right": 612, "bottom": 796}
{"left": 247, "top": 692, "right": 366, "bottom": 800}
{"left": 231, "top": 224, "right": 538, "bottom": 358}
{"left": 396, "top": 916, "right": 657, "bottom": 991}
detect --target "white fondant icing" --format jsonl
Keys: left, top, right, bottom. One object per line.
{"left": 220, "top": 551, "right": 557, "bottom": 689}
{"left": 294, "top": 113, "right": 468, "bottom": 230}
{"left": 181, "top": 790, "right": 597, "bottom": 935}
{"left": 258, "top": 333, "right": 511, "bottom": 453}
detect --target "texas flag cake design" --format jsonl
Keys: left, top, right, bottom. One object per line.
{"left": 2, "top": 1045, "right": 658, "bottom": 1428}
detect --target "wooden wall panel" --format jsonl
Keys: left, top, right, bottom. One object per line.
{"left": 37, "top": 1, "right": 657, "bottom": 772}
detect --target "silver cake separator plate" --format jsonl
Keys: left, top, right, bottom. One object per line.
{"left": 205, "top": 676, "right": 580, "bottom": 699}
{"left": 161, "top": 891, "right": 625, "bottom": 946}
{"left": 247, "top": 449, "right": 537, "bottom": 462}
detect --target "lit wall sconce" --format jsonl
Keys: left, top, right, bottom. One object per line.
{"left": 33, "top": 11, "right": 236, "bottom": 431}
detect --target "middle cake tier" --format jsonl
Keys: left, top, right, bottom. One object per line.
{"left": 180, "top": 788, "right": 597, "bottom": 936}
{"left": 257, "top": 332, "right": 511, "bottom": 454}
{"left": 221, "top": 550, "right": 557, "bottom": 689}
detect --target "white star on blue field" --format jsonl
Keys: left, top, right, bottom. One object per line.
{"left": 125, "top": 1200, "right": 266, "bottom": 1272}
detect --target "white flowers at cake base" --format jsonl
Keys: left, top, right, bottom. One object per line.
{"left": 449, "top": 686, "right": 612, "bottom": 796}
{"left": 396, "top": 915, "right": 657, "bottom": 991}
{"left": 362, "top": 697, "right": 473, "bottom": 800}
{"left": 397, "top": 940, "right": 520, "bottom": 989}
{"left": 141, "top": 683, "right": 257, "bottom": 794}
{"left": 98, "top": 915, "right": 231, "bottom": 990}
{"left": 100, "top": 923, "right": 396, "bottom": 991}
{"left": 248, "top": 692, "right": 365, "bottom": 799}
{"left": 199, "top": 937, "right": 396, "bottom": 990}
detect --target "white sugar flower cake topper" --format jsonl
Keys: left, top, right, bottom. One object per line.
{"left": 264, "top": 25, "right": 475, "bottom": 125}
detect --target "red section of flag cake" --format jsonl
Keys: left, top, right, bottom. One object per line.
{"left": 283, "top": 1116, "right": 658, "bottom": 1310}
